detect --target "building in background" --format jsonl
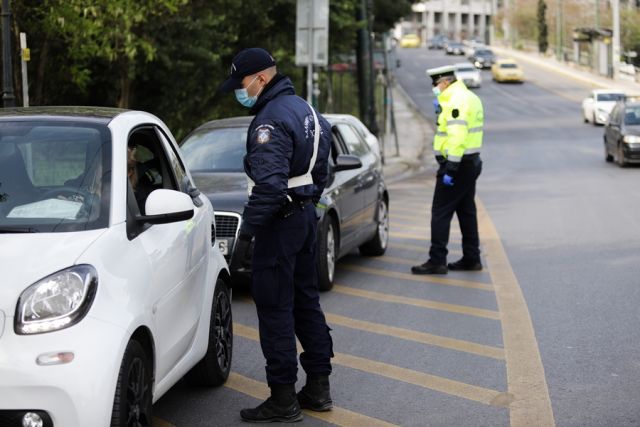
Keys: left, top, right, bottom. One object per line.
{"left": 396, "top": 0, "right": 498, "bottom": 46}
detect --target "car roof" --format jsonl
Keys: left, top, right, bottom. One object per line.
{"left": 593, "top": 89, "right": 625, "bottom": 94}
{"left": 0, "top": 106, "right": 128, "bottom": 124}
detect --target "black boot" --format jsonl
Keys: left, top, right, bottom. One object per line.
{"left": 297, "top": 375, "right": 333, "bottom": 412}
{"left": 411, "top": 260, "right": 448, "bottom": 275}
{"left": 240, "top": 383, "right": 303, "bottom": 423}
{"left": 448, "top": 258, "right": 483, "bottom": 271}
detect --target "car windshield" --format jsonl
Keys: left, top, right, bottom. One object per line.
{"left": 624, "top": 107, "right": 640, "bottom": 126}
{"left": 476, "top": 50, "right": 493, "bottom": 56}
{"left": 181, "top": 126, "right": 247, "bottom": 172}
{"left": 597, "top": 93, "right": 625, "bottom": 102}
{"left": 457, "top": 66, "right": 476, "bottom": 72}
{"left": 500, "top": 63, "right": 518, "bottom": 69}
{"left": 0, "top": 121, "right": 111, "bottom": 233}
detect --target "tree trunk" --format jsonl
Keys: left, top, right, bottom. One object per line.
{"left": 118, "top": 62, "right": 131, "bottom": 108}
{"left": 35, "top": 38, "right": 48, "bottom": 105}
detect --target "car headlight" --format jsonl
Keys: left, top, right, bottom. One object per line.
{"left": 15, "top": 265, "right": 98, "bottom": 335}
{"left": 623, "top": 135, "right": 640, "bottom": 144}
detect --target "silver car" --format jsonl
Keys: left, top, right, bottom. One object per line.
{"left": 454, "top": 63, "right": 482, "bottom": 88}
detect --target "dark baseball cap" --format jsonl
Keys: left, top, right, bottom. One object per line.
{"left": 219, "top": 48, "right": 277, "bottom": 93}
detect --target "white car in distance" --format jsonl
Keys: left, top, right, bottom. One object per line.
{"left": 582, "top": 89, "right": 626, "bottom": 125}
{"left": 0, "top": 107, "right": 232, "bottom": 427}
{"left": 454, "top": 63, "right": 482, "bottom": 88}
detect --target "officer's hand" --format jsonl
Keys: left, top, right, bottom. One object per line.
{"left": 442, "top": 174, "right": 454, "bottom": 186}
{"left": 238, "top": 230, "right": 253, "bottom": 242}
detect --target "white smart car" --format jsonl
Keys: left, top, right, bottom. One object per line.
{"left": 582, "top": 89, "right": 626, "bottom": 125}
{"left": 0, "top": 107, "right": 232, "bottom": 427}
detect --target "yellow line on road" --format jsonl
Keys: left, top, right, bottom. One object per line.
{"left": 325, "top": 313, "right": 504, "bottom": 360}
{"left": 339, "top": 264, "right": 494, "bottom": 292}
{"left": 226, "top": 372, "right": 398, "bottom": 427}
{"left": 388, "top": 241, "right": 428, "bottom": 252}
{"left": 390, "top": 205, "right": 429, "bottom": 214}
{"left": 234, "top": 324, "right": 508, "bottom": 408}
{"left": 476, "top": 199, "right": 555, "bottom": 426}
{"left": 332, "top": 285, "right": 500, "bottom": 320}
{"left": 390, "top": 231, "right": 461, "bottom": 243}
{"left": 152, "top": 418, "right": 175, "bottom": 427}
{"left": 389, "top": 212, "right": 426, "bottom": 221}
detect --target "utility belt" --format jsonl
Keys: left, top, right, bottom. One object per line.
{"left": 277, "top": 195, "right": 314, "bottom": 218}
{"left": 435, "top": 152, "right": 481, "bottom": 164}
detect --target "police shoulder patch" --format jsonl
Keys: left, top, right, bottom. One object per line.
{"left": 256, "top": 127, "right": 271, "bottom": 144}
{"left": 452, "top": 108, "right": 460, "bottom": 118}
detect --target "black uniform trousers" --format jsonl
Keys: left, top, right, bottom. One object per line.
{"left": 251, "top": 202, "right": 334, "bottom": 385}
{"left": 429, "top": 155, "right": 483, "bottom": 265}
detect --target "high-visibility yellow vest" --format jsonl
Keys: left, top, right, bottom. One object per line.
{"left": 433, "top": 80, "right": 484, "bottom": 164}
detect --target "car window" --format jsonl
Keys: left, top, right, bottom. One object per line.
{"left": 335, "top": 123, "right": 370, "bottom": 157}
{"left": 155, "top": 127, "right": 191, "bottom": 193}
{"left": 0, "top": 121, "right": 111, "bottom": 232}
{"left": 500, "top": 63, "right": 518, "bottom": 69}
{"left": 181, "top": 127, "right": 247, "bottom": 172}
{"left": 624, "top": 106, "right": 640, "bottom": 126}
{"left": 597, "top": 93, "right": 625, "bottom": 102}
{"left": 127, "top": 127, "right": 179, "bottom": 214}
{"left": 456, "top": 66, "right": 476, "bottom": 72}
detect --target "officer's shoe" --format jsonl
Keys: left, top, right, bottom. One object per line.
{"left": 297, "top": 375, "right": 333, "bottom": 412}
{"left": 411, "top": 261, "right": 448, "bottom": 275}
{"left": 447, "top": 258, "right": 483, "bottom": 271}
{"left": 240, "top": 384, "right": 303, "bottom": 423}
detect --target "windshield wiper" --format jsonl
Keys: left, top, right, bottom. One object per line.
{"left": 0, "top": 227, "right": 39, "bottom": 233}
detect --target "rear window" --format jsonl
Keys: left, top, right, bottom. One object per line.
{"left": 456, "top": 66, "right": 476, "bottom": 72}
{"left": 180, "top": 127, "right": 247, "bottom": 172}
{"left": 500, "top": 63, "right": 518, "bottom": 69}
{"left": 597, "top": 93, "right": 625, "bottom": 102}
{"left": 624, "top": 107, "right": 640, "bottom": 125}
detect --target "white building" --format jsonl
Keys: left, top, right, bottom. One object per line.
{"left": 401, "top": 0, "right": 498, "bottom": 46}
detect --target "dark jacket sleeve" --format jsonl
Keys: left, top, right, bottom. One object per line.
{"left": 311, "top": 115, "right": 331, "bottom": 202}
{"left": 241, "top": 120, "right": 292, "bottom": 235}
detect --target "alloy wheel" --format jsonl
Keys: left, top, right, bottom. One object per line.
{"left": 326, "top": 222, "right": 336, "bottom": 283}
{"left": 214, "top": 288, "right": 232, "bottom": 372}
{"left": 126, "top": 358, "right": 150, "bottom": 427}
{"left": 377, "top": 200, "right": 389, "bottom": 249}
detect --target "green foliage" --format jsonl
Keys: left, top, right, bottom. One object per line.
{"left": 537, "top": 0, "right": 548, "bottom": 54}
{"left": 372, "top": 0, "right": 416, "bottom": 34}
{"left": 621, "top": 9, "right": 640, "bottom": 66}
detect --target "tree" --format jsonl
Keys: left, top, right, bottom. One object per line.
{"left": 537, "top": 0, "right": 548, "bottom": 53}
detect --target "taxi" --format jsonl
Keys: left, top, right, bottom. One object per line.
{"left": 399, "top": 34, "right": 421, "bottom": 48}
{"left": 491, "top": 59, "right": 524, "bottom": 83}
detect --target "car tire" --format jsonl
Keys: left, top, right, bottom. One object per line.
{"left": 317, "top": 216, "right": 337, "bottom": 292}
{"left": 359, "top": 197, "right": 389, "bottom": 256}
{"left": 185, "top": 279, "right": 233, "bottom": 387}
{"left": 617, "top": 143, "right": 628, "bottom": 167}
{"left": 605, "top": 141, "right": 613, "bottom": 162}
{"left": 111, "top": 340, "right": 153, "bottom": 427}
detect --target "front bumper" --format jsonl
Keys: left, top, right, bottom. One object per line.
{"left": 0, "top": 315, "right": 127, "bottom": 427}
{"left": 623, "top": 144, "right": 640, "bottom": 162}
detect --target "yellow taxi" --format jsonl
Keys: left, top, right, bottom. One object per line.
{"left": 399, "top": 34, "right": 421, "bottom": 48}
{"left": 491, "top": 59, "right": 524, "bottom": 83}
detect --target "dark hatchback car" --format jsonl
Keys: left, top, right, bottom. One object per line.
{"left": 180, "top": 115, "right": 389, "bottom": 291}
{"left": 469, "top": 48, "right": 496, "bottom": 69}
{"left": 604, "top": 99, "right": 640, "bottom": 166}
{"left": 445, "top": 42, "right": 465, "bottom": 56}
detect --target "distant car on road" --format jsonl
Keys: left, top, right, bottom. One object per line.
{"left": 604, "top": 98, "right": 640, "bottom": 166}
{"left": 399, "top": 34, "right": 421, "bottom": 48}
{"left": 445, "top": 42, "right": 465, "bottom": 56}
{"left": 429, "top": 35, "right": 449, "bottom": 50}
{"left": 180, "top": 115, "right": 389, "bottom": 292}
{"left": 454, "top": 63, "right": 482, "bottom": 88}
{"left": 0, "top": 107, "right": 232, "bottom": 426}
{"left": 469, "top": 48, "right": 496, "bottom": 69}
{"left": 491, "top": 59, "right": 524, "bottom": 83}
{"left": 582, "top": 89, "right": 626, "bottom": 125}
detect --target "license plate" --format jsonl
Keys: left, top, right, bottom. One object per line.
{"left": 218, "top": 239, "right": 229, "bottom": 256}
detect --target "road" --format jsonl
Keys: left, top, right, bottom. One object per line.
{"left": 153, "top": 48, "right": 640, "bottom": 426}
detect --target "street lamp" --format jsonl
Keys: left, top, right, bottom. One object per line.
{"left": 1, "top": 0, "right": 15, "bottom": 107}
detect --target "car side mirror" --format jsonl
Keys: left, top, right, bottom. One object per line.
{"left": 333, "top": 154, "right": 362, "bottom": 172}
{"left": 137, "top": 189, "right": 195, "bottom": 225}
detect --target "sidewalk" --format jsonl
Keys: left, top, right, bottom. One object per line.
{"left": 492, "top": 45, "right": 640, "bottom": 93}
{"left": 381, "top": 84, "right": 435, "bottom": 182}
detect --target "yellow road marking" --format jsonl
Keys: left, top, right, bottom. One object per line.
{"left": 388, "top": 241, "right": 428, "bottom": 252}
{"left": 233, "top": 324, "right": 509, "bottom": 408}
{"left": 476, "top": 199, "right": 555, "bottom": 426}
{"left": 390, "top": 205, "right": 429, "bottom": 214}
{"left": 325, "top": 313, "right": 504, "bottom": 360}
{"left": 152, "top": 418, "right": 175, "bottom": 427}
{"left": 332, "top": 285, "right": 500, "bottom": 320}
{"left": 389, "top": 212, "right": 427, "bottom": 221}
{"left": 339, "top": 264, "right": 494, "bottom": 292}
{"left": 226, "top": 372, "right": 398, "bottom": 427}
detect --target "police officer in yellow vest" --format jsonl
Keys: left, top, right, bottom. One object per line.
{"left": 412, "top": 65, "right": 484, "bottom": 275}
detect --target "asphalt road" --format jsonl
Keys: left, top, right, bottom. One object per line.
{"left": 153, "top": 48, "right": 640, "bottom": 426}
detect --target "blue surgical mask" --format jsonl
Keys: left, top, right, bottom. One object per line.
{"left": 432, "top": 86, "right": 441, "bottom": 97}
{"left": 234, "top": 76, "right": 261, "bottom": 108}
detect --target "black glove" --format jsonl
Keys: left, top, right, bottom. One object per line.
{"left": 237, "top": 223, "right": 253, "bottom": 242}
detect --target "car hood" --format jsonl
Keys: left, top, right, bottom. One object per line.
{"left": 0, "top": 229, "right": 106, "bottom": 316}
{"left": 192, "top": 172, "right": 247, "bottom": 214}
{"left": 624, "top": 127, "right": 640, "bottom": 136}
{"left": 456, "top": 71, "right": 480, "bottom": 78}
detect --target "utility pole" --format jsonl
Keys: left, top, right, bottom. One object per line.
{"left": 556, "top": 0, "right": 563, "bottom": 61}
{"left": 612, "top": 0, "right": 621, "bottom": 79}
{"left": 367, "top": 0, "right": 378, "bottom": 136}
{"left": 356, "top": 0, "right": 373, "bottom": 132}
{"left": 1, "top": 0, "right": 15, "bottom": 107}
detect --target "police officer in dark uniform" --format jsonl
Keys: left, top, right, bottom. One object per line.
{"left": 219, "top": 48, "right": 334, "bottom": 423}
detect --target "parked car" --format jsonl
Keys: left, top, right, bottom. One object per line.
{"left": 180, "top": 115, "right": 390, "bottom": 291}
{"left": 469, "top": 48, "right": 496, "bottom": 69}
{"left": 399, "top": 34, "right": 421, "bottom": 48}
{"left": 429, "top": 34, "right": 449, "bottom": 50}
{"left": 582, "top": 89, "right": 626, "bottom": 125}
{"left": 445, "top": 42, "right": 465, "bottom": 56}
{"left": 326, "top": 113, "right": 382, "bottom": 161}
{"left": 604, "top": 98, "right": 640, "bottom": 166}
{"left": 454, "top": 62, "right": 482, "bottom": 88}
{"left": 0, "top": 107, "right": 232, "bottom": 427}
{"left": 491, "top": 59, "right": 524, "bottom": 83}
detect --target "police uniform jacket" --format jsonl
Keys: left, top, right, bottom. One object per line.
{"left": 241, "top": 74, "right": 331, "bottom": 235}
